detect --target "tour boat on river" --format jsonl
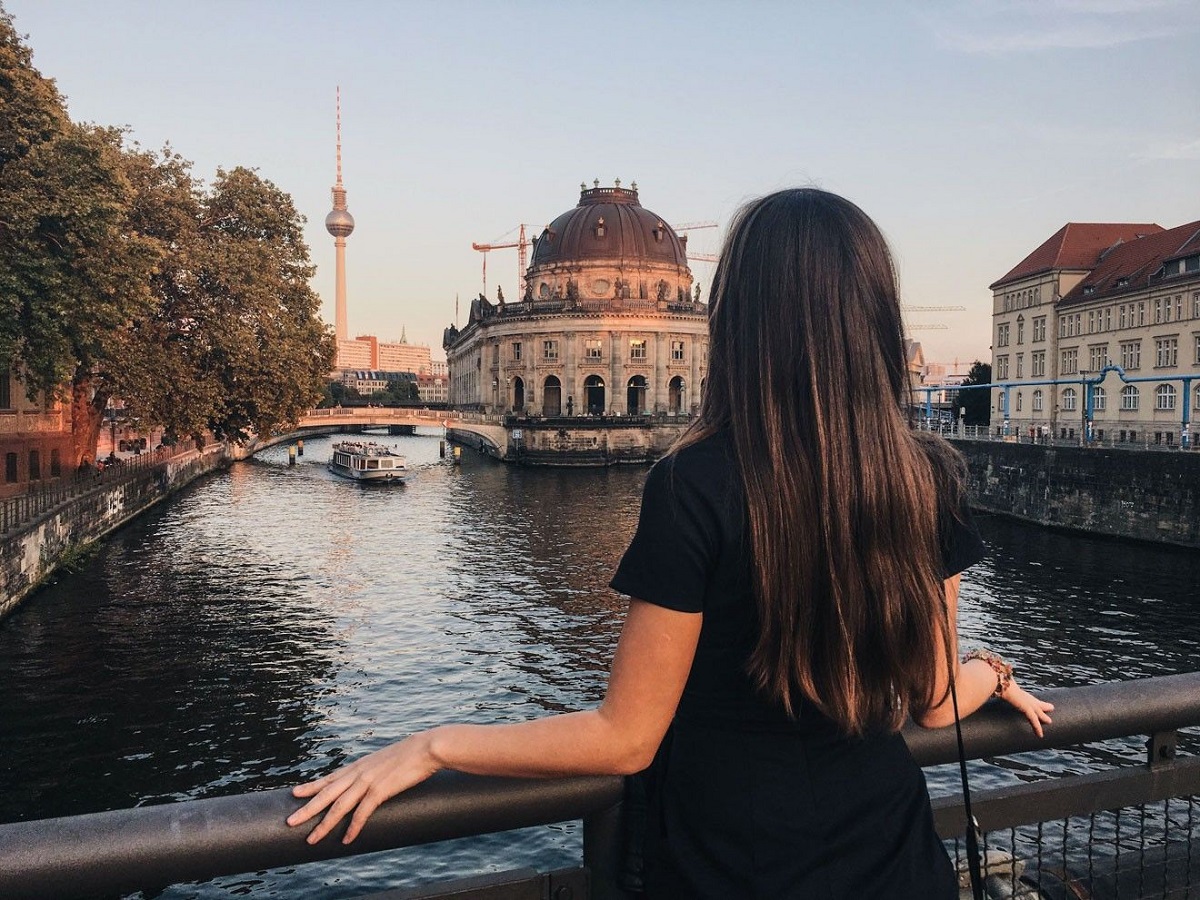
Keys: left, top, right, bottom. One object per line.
{"left": 328, "top": 441, "right": 406, "bottom": 482}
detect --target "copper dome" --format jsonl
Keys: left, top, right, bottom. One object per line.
{"left": 529, "top": 185, "right": 688, "bottom": 269}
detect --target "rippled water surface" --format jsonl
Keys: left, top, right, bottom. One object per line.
{"left": 1, "top": 431, "right": 1198, "bottom": 897}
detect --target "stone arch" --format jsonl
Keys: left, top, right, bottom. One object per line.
{"left": 543, "top": 376, "right": 561, "bottom": 417}
{"left": 627, "top": 375, "right": 648, "bottom": 415}
{"left": 512, "top": 376, "right": 525, "bottom": 413}
{"left": 668, "top": 376, "right": 684, "bottom": 414}
{"left": 584, "top": 374, "right": 605, "bottom": 415}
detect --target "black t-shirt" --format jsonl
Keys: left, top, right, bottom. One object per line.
{"left": 608, "top": 429, "right": 984, "bottom": 898}
{"left": 610, "top": 427, "right": 986, "bottom": 731}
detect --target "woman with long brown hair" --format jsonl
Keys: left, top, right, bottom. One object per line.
{"left": 288, "top": 188, "right": 1052, "bottom": 897}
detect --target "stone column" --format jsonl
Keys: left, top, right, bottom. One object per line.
{"left": 610, "top": 331, "right": 623, "bottom": 414}
{"left": 563, "top": 330, "right": 576, "bottom": 416}
{"left": 654, "top": 332, "right": 667, "bottom": 413}
{"left": 690, "top": 337, "right": 701, "bottom": 415}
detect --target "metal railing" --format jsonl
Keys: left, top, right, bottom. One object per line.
{"left": 0, "top": 441, "right": 198, "bottom": 534}
{"left": 1, "top": 674, "right": 1198, "bottom": 899}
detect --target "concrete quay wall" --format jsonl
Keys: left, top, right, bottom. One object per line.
{"left": 954, "top": 439, "right": 1200, "bottom": 549}
{"left": 0, "top": 445, "right": 227, "bottom": 620}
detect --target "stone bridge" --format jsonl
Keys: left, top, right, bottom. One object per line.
{"left": 234, "top": 409, "right": 510, "bottom": 460}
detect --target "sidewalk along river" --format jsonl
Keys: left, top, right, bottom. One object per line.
{"left": 0, "top": 430, "right": 1197, "bottom": 898}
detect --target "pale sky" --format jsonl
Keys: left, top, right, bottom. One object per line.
{"left": 7, "top": 0, "right": 1198, "bottom": 371}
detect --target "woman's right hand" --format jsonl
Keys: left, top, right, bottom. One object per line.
{"left": 287, "top": 732, "right": 441, "bottom": 845}
{"left": 999, "top": 680, "right": 1054, "bottom": 738}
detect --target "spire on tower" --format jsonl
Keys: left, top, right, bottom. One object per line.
{"left": 336, "top": 85, "right": 343, "bottom": 189}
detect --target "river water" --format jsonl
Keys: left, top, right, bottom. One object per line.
{"left": 1, "top": 430, "right": 1198, "bottom": 898}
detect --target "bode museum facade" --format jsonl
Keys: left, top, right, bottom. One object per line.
{"left": 443, "top": 182, "right": 708, "bottom": 464}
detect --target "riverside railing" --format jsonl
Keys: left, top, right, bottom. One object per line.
{"left": 1, "top": 674, "right": 1198, "bottom": 899}
{"left": 0, "top": 441, "right": 198, "bottom": 535}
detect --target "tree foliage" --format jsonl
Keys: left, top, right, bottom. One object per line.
{"left": 1, "top": 9, "right": 334, "bottom": 456}
{"left": 958, "top": 360, "right": 991, "bottom": 426}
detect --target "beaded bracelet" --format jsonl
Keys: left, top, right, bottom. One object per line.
{"left": 962, "top": 648, "right": 1014, "bottom": 697}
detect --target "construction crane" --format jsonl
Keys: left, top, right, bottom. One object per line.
{"left": 901, "top": 305, "right": 966, "bottom": 313}
{"left": 472, "top": 224, "right": 530, "bottom": 300}
{"left": 673, "top": 221, "right": 718, "bottom": 266}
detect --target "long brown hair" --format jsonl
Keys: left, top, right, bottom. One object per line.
{"left": 680, "top": 188, "right": 950, "bottom": 735}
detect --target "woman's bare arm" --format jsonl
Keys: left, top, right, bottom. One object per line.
{"left": 915, "top": 575, "right": 1054, "bottom": 735}
{"left": 287, "top": 599, "right": 701, "bottom": 844}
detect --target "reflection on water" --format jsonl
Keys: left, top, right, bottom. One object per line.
{"left": 0, "top": 431, "right": 1197, "bottom": 897}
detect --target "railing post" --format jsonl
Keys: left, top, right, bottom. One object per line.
{"left": 582, "top": 801, "right": 632, "bottom": 900}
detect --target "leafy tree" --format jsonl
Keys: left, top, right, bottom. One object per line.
{"left": 116, "top": 160, "right": 335, "bottom": 442}
{"left": 957, "top": 360, "right": 991, "bottom": 426}
{"left": 376, "top": 377, "right": 419, "bottom": 406}
{"left": 1, "top": 11, "right": 333, "bottom": 454}
{"left": 0, "top": 11, "right": 159, "bottom": 461}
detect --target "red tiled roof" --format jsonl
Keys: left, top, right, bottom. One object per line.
{"left": 990, "top": 223, "right": 1162, "bottom": 289}
{"left": 1060, "top": 220, "right": 1200, "bottom": 306}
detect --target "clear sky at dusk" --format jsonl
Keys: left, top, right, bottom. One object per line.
{"left": 6, "top": 1, "right": 1198, "bottom": 369}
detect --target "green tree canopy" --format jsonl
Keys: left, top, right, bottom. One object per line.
{"left": 1, "top": 9, "right": 334, "bottom": 455}
{"left": 958, "top": 360, "right": 992, "bottom": 426}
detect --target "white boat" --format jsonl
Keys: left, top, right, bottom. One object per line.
{"left": 328, "top": 441, "right": 407, "bottom": 482}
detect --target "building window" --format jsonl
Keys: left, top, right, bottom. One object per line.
{"left": 543, "top": 340, "right": 559, "bottom": 361}
{"left": 1104, "top": 307, "right": 1112, "bottom": 331}
{"left": 996, "top": 355, "right": 1009, "bottom": 379}
{"left": 1119, "top": 305, "right": 1128, "bottom": 329}
{"left": 671, "top": 340, "right": 685, "bottom": 361}
{"left": 0, "top": 370, "right": 10, "bottom": 409}
{"left": 29, "top": 449, "right": 41, "bottom": 481}
{"left": 585, "top": 339, "right": 602, "bottom": 360}
{"left": 512, "top": 342, "right": 522, "bottom": 361}
{"left": 1016, "top": 392, "right": 1023, "bottom": 412}
{"left": 1088, "top": 311, "right": 1096, "bottom": 333}
{"left": 1155, "top": 298, "right": 1164, "bottom": 324}
{"left": 1061, "top": 388, "right": 1077, "bottom": 412}
{"left": 1032, "top": 389, "right": 1043, "bottom": 412}
{"left": 1193, "top": 293, "right": 1200, "bottom": 319}
{"left": 1155, "top": 338, "right": 1178, "bottom": 368}
{"left": 5, "top": 452, "right": 16, "bottom": 483}
{"left": 1088, "top": 345, "right": 1109, "bottom": 371}
{"left": 1060, "top": 348, "right": 1078, "bottom": 375}
{"left": 50, "top": 448, "right": 61, "bottom": 477}
{"left": 997, "top": 323, "right": 1010, "bottom": 347}
{"left": 1015, "top": 353, "right": 1024, "bottom": 378}
{"left": 1195, "top": 335, "right": 1200, "bottom": 364}
{"left": 1137, "top": 302, "right": 1146, "bottom": 326}
{"left": 493, "top": 344, "right": 500, "bottom": 364}
{"left": 1156, "top": 384, "right": 1177, "bottom": 410}
{"left": 1016, "top": 317, "right": 1024, "bottom": 344}
{"left": 1121, "top": 385, "right": 1139, "bottom": 410}
{"left": 1092, "top": 386, "right": 1106, "bottom": 411}
{"left": 630, "top": 339, "right": 647, "bottom": 360}
{"left": 1033, "top": 317, "right": 1046, "bottom": 342}
{"left": 1120, "top": 341, "right": 1141, "bottom": 370}
{"left": 1031, "top": 350, "right": 1045, "bottom": 377}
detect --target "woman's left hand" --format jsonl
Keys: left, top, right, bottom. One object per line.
{"left": 287, "top": 732, "right": 440, "bottom": 845}
{"left": 999, "top": 681, "right": 1054, "bottom": 739}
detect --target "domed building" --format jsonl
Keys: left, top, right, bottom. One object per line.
{"left": 444, "top": 181, "right": 709, "bottom": 464}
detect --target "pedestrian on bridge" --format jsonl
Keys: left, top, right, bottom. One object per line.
{"left": 288, "top": 188, "right": 1053, "bottom": 898}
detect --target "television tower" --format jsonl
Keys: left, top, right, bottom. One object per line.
{"left": 325, "top": 86, "right": 355, "bottom": 344}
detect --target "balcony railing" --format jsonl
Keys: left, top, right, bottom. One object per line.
{"left": 1, "top": 674, "right": 1198, "bottom": 899}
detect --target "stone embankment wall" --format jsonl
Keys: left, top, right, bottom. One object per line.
{"left": 0, "top": 445, "right": 227, "bottom": 620}
{"left": 953, "top": 439, "right": 1200, "bottom": 549}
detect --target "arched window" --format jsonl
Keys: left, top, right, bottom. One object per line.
{"left": 1061, "top": 388, "right": 1077, "bottom": 412}
{"left": 1092, "top": 386, "right": 1106, "bottom": 412}
{"left": 1016, "top": 315, "right": 1025, "bottom": 344}
{"left": 1032, "top": 389, "right": 1043, "bottom": 412}
{"left": 1156, "top": 383, "right": 1177, "bottom": 411}
{"left": 511, "top": 376, "right": 525, "bottom": 413}
{"left": 1016, "top": 391, "right": 1023, "bottom": 412}
{"left": 543, "top": 375, "right": 562, "bottom": 417}
{"left": 1121, "top": 385, "right": 1139, "bottom": 411}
